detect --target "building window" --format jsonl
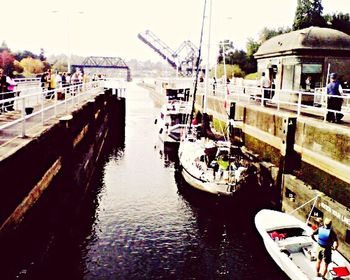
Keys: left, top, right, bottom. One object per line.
{"left": 302, "top": 64, "right": 322, "bottom": 73}
{"left": 301, "top": 63, "right": 323, "bottom": 90}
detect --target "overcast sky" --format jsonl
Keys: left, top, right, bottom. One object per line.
{"left": 1, "top": 0, "right": 349, "bottom": 62}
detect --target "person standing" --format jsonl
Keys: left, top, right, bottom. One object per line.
{"left": 0, "top": 69, "right": 8, "bottom": 113}
{"left": 212, "top": 77, "right": 217, "bottom": 95}
{"left": 55, "top": 71, "right": 62, "bottom": 89}
{"left": 311, "top": 218, "right": 338, "bottom": 278}
{"left": 61, "top": 72, "right": 67, "bottom": 87}
{"left": 305, "top": 75, "right": 312, "bottom": 91}
{"left": 41, "top": 72, "right": 47, "bottom": 90}
{"left": 260, "top": 72, "right": 271, "bottom": 106}
{"left": 49, "top": 70, "right": 56, "bottom": 99}
{"left": 6, "top": 72, "right": 17, "bottom": 111}
{"left": 326, "top": 73, "right": 344, "bottom": 123}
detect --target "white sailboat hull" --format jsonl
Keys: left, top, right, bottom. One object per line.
{"left": 181, "top": 165, "right": 234, "bottom": 196}
{"left": 178, "top": 139, "right": 247, "bottom": 197}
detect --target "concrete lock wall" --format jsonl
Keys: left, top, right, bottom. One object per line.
{"left": 194, "top": 97, "right": 350, "bottom": 260}
{"left": 0, "top": 89, "right": 125, "bottom": 238}
{"left": 282, "top": 174, "right": 350, "bottom": 261}
{"left": 294, "top": 119, "right": 350, "bottom": 207}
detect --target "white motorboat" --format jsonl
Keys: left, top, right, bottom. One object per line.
{"left": 155, "top": 78, "right": 193, "bottom": 145}
{"left": 255, "top": 209, "right": 350, "bottom": 280}
{"left": 157, "top": 100, "right": 191, "bottom": 144}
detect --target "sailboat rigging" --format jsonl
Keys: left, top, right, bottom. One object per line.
{"left": 188, "top": 0, "right": 208, "bottom": 131}
{"left": 177, "top": 0, "right": 253, "bottom": 196}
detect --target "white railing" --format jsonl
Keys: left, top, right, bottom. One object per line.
{"left": 198, "top": 82, "right": 350, "bottom": 122}
{"left": 14, "top": 77, "right": 41, "bottom": 84}
{"left": 314, "top": 87, "right": 350, "bottom": 110}
{"left": 0, "top": 81, "right": 104, "bottom": 142}
{"left": 103, "top": 78, "right": 127, "bottom": 98}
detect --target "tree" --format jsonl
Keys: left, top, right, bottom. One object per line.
{"left": 13, "top": 60, "right": 24, "bottom": 75}
{"left": 217, "top": 40, "right": 235, "bottom": 64}
{"left": 15, "top": 50, "right": 39, "bottom": 61}
{"left": 293, "top": 0, "right": 326, "bottom": 30}
{"left": 0, "top": 41, "right": 10, "bottom": 53}
{"left": 246, "top": 38, "right": 261, "bottom": 58}
{"left": 0, "top": 50, "right": 15, "bottom": 74}
{"left": 216, "top": 40, "right": 256, "bottom": 74}
{"left": 326, "top": 12, "right": 350, "bottom": 35}
{"left": 215, "top": 64, "right": 245, "bottom": 79}
{"left": 52, "top": 60, "right": 68, "bottom": 72}
{"left": 244, "top": 26, "right": 291, "bottom": 74}
{"left": 19, "top": 57, "right": 44, "bottom": 76}
{"left": 259, "top": 27, "right": 292, "bottom": 42}
{"left": 39, "top": 48, "right": 46, "bottom": 61}
{"left": 42, "top": 61, "right": 51, "bottom": 72}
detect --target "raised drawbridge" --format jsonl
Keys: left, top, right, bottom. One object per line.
{"left": 137, "top": 30, "right": 200, "bottom": 75}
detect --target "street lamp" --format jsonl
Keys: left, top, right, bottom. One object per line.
{"left": 51, "top": 10, "right": 84, "bottom": 73}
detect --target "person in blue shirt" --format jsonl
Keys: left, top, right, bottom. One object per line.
{"left": 311, "top": 218, "right": 338, "bottom": 278}
{"left": 326, "top": 73, "right": 344, "bottom": 123}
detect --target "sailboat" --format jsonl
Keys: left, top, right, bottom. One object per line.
{"left": 177, "top": 0, "right": 252, "bottom": 196}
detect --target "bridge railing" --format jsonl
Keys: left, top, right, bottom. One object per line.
{"left": 200, "top": 82, "right": 350, "bottom": 122}
{"left": 0, "top": 81, "right": 104, "bottom": 141}
{"left": 102, "top": 78, "right": 127, "bottom": 98}
{"left": 14, "top": 77, "right": 41, "bottom": 84}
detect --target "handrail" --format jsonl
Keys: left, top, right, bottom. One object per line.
{"left": 14, "top": 77, "right": 41, "bottom": 84}
{"left": 199, "top": 82, "right": 350, "bottom": 122}
{"left": 0, "top": 81, "right": 105, "bottom": 144}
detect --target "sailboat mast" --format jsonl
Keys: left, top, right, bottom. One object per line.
{"left": 203, "top": 0, "right": 213, "bottom": 114}
{"left": 188, "top": 0, "right": 207, "bottom": 129}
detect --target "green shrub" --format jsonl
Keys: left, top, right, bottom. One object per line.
{"left": 245, "top": 72, "right": 259, "bottom": 80}
{"left": 213, "top": 118, "right": 227, "bottom": 135}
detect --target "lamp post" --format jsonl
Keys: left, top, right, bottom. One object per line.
{"left": 51, "top": 10, "right": 84, "bottom": 73}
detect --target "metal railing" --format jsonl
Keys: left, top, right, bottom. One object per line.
{"left": 199, "top": 82, "right": 350, "bottom": 122}
{"left": 0, "top": 81, "right": 104, "bottom": 143}
{"left": 103, "top": 78, "right": 127, "bottom": 98}
{"left": 14, "top": 77, "right": 41, "bottom": 84}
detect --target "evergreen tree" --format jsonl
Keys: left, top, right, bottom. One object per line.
{"left": 15, "top": 50, "right": 39, "bottom": 61}
{"left": 0, "top": 41, "right": 10, "bottom": 52}
{"left": 326, "top": 12, "right": 350, "bottom": 35}
{"left": 293, "top": 0, "right": 326, "bottom": 30}
{"left": 259, "top": 27, "right": 292, "bottom": 42}
{"left": 39, "top": 48, "right": 46, "bottom": 61}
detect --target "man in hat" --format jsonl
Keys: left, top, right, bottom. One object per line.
{"left": 311, "top": 218, "right": 338, "bottom": 278}
{"left": 326, "top": 73, "right": 344, "bottom": 123}
{"left": 260, "top": 72, "right": 271, "bottom": 106}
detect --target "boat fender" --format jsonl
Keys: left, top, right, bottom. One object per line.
{"left": 159, "top": 128, "right": 163, "bottom": 134}
{"left": 154, "top": 118, "right": 157, "bottom": 124}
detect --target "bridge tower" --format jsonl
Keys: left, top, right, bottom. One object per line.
{"left": 137, "top": 30, "right": 200, "bottom": 76}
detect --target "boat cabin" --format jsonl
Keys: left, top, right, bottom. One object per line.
{"left": 155, "top": 78, "right": 193, "bottom": 102}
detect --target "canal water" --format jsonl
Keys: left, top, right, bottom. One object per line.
{"left": 5, "top": 83, "right": 288, "bottom": 280}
